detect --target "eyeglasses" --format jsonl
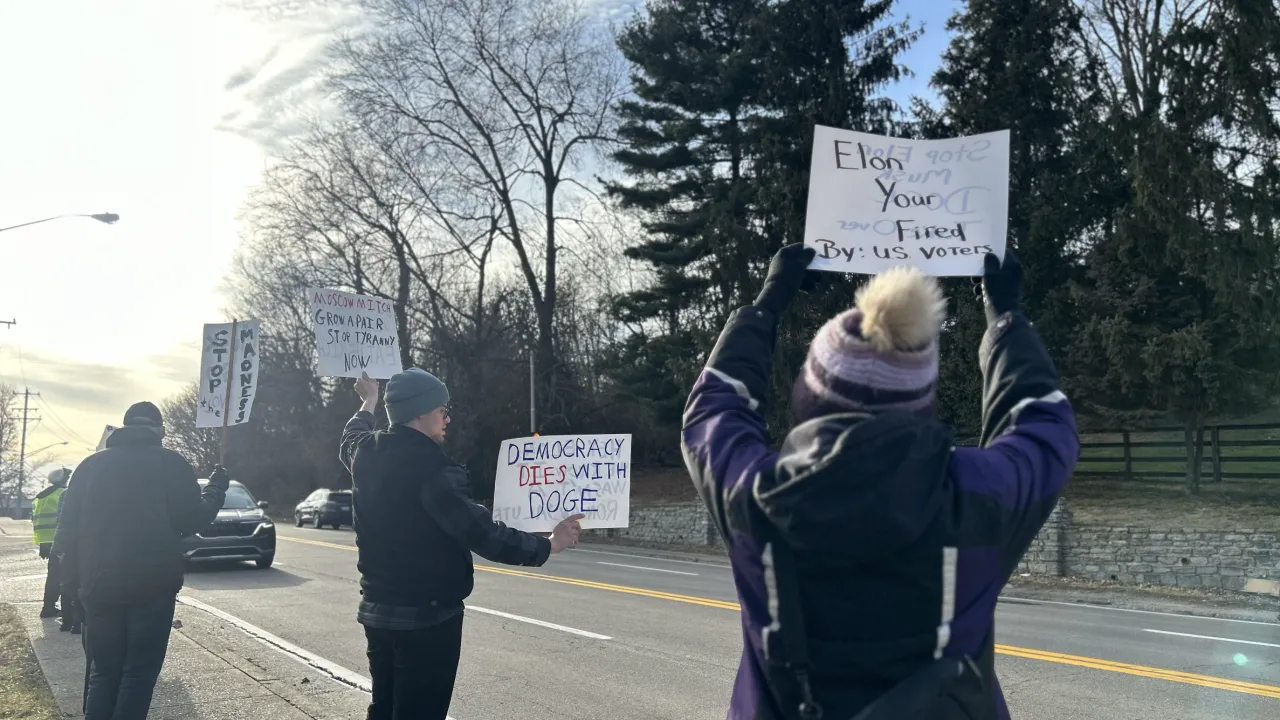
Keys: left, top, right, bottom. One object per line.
{"left": 441, "top": 404, "right": 452, "bottom": 420}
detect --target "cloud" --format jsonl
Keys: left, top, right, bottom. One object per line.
{"left": 216, "top": 1, "right": 366, "bottom": 152}
{"left": 1, "top": 346, "right": 192, "bottom": 469}
{"left": 225, "top": 46, "right": 281, "bottom": 91}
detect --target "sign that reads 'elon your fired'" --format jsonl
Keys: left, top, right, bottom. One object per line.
{"left": 491, "top": 434, "right": 631, "bottom": 533}
{"left": 803, "top": 125, "right": 1010, "bottom": 277}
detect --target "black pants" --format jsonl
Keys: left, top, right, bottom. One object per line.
{"left": 364, "top": 613, "right": 464, "bottom": 720}
{"left": 82, "top": 594, "right": 176, "bottom": 720}
{"left": 41, "top": 544, "right": 62, "bottom": 610}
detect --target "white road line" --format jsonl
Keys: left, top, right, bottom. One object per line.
{"left": 4, "top": 573, "right": 49, "bottom": 582}
{"left": 468, "top": 605, "right": 612, "bottom": 640}
{"left": 178, "top": 595, "right": 373, "bottom": 691}
{"left": 596, "top": 561, "right": 698, "bottom": 577}
{"left": 1142, "top": 628, "right": 1280, "bottom": 648}
{"left": 999, "top": 596, "right": 1280, "bottom": 627}
{"left": 571, "top": 546, "right": 730, "bottom": 569}
{"left": 178, "top": 596, "right": 460, "bottom": 719}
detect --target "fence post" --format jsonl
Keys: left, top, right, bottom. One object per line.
{"left": 1211, "top": 425, "right": 1223, "bottom": 483}
{"left": 1122, "top": 431, "right": 1132, "bottom": 481}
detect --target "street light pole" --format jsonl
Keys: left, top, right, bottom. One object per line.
{"left": 0, "top": 213, "right": 119, "bottom": 234}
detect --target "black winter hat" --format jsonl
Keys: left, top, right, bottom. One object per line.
{"left": 123, "top": 401, "right": 164, "bottom": 428}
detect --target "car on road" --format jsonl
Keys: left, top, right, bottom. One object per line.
{"left": 293, "top": 489, "right": 352, "bottom": 529}
{"left": 182, "top": 480, "right": 276, "bottom": 568}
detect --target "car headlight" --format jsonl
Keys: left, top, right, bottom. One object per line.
{"left": 258, "top": 520, "right": 275, "bottom": 531}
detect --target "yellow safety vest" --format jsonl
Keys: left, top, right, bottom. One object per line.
{"left": 31, "top": 487, "right": 64, "bottom": 546}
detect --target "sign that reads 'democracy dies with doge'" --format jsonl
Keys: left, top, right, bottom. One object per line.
{"left": 804, "top": 125, "right": 1010, "bottom": 276}
{"left": 308, "top": 288, "right": 404, "bottom": 379}
{"left": 492, "top": 434, "right": 631, "bottom": 532}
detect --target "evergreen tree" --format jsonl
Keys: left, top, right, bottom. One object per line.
{"left": 605, "top": 0, "right": 768, "bottom": 431}
{"left": 918, "top": 0, "right": 1108, "bottom": 432}
{"left": 1070, "top": 0, "right": 1280, "bottom": 492}
{"left": 608, "top": 0, "right": 918, "bottom": 438}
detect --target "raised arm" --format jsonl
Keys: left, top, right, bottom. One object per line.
{"left": 168, "top": 459, "right": 228, "bottom": 536}
{"left": 681, "top": 244, "right": 815, "bottom": 541}
{"left": 340, "top": 373, "right": 381, "bottom": 471}
{"left": 953, "top": 251, "right": 1080, "bottom": 576}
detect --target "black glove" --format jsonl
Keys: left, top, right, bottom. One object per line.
{"left": 208, "top": 465, "right": 231, "bottom": 492}
{"left": 982, "top": 249, "right": 1022, "bottom": 325}
{"left": 38, "top": 544, "right": 49, "bottom": 560}
{"left": 755, "top": 243, "right": 818, "bottom": 316}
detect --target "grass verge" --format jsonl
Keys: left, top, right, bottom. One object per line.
{"left": 0, "top": 603, "right": 60, "bottom": 720}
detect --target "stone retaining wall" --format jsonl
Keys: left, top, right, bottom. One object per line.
{"left": 583, "top": 502, "right": 721, "bottom": 548}
{"left": 595, "top": 499, "right": 1279, "bottom": 594}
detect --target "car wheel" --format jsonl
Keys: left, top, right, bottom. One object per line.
{"left": 313, "top": 515, "right": 323, "bottom": 529}
{"left": 294, "top": 513, "right": 303, "bottom": 527}
{"left": 255, "top": 554, "right": 274, "bottom": 569}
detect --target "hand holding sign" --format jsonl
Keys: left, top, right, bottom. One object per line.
{"left": 549, "top": 513, "right": 586, "bottom": 553}
{"left": 355, "top": 372, "right": 380, "bottom": 403}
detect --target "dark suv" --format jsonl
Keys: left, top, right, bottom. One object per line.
{"left": 293, "top": 489, "right": 352, "bottom": 529}
{"left": 182, "top": 480, "right": 276, "bottom": 568}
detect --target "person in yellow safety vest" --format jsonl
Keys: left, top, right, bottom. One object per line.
{"left": 33, "top": 468, "right": 71, "bottom": 619}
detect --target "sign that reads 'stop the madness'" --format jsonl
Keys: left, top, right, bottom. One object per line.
{"left": 492, "top": 434, "right": 631, "bottom": 533}
{"left": 195, "top": 320, "right": 261, "bottom": 428}
{"left": 308, "top": 288, "right": 403, "bottom": 379}
{"left": 803, "top": 125, "right": 1010, "bottom": 276}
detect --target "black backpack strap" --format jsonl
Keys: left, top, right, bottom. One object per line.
{"left": 760, "top": 523, "right": 824, "bottom": 720}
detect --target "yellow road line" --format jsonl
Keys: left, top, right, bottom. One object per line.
{"left": 277, "top": 534, "right": 1280, "bottom": 700}
{"left": 995, "top": 645, "right": 1280, "bottom": 699}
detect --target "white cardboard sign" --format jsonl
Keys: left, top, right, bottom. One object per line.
{"left": 492, "top": 434, "right": 631, "bottom": 532}
{"left": 196, "top": 320, "right": 262, "bottom": 428}
{"left": 308, "top": 288, "right": 403, "bottom": 379}
{"left": 803, "top": 125, "right": 1010, "bottom": 276}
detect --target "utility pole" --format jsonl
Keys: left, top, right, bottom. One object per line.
{"left": 0, "top": 319, "right": 14, "bottom": 329}
{"left": 15, "top": 389, "right": 40, "bottom": 503}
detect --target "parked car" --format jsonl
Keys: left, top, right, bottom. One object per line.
{"left": 293, "top": 489, "right": 352, "bottom": 529}
{"left": 182, "top": 480, "right": 276, "bottom": 568}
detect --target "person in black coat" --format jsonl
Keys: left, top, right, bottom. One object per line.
{"left": 341, "top": 369, "right": 584, "bottom": 720}
{"left": 54, "top": 401, "right": 228, "bottom": 720}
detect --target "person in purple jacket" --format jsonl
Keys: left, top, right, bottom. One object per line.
{"left": 681, "top": 244, "right": 1079, "bottom": 720}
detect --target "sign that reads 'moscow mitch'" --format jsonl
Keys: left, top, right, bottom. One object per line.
{"left": 491, "top": 434, "right": 631, "bottom": 533}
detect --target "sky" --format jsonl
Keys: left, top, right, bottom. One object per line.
{"left": 0, "top": 0, "right": 960, "bottom": 484}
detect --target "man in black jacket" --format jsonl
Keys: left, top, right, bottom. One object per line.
{"left": 54, "top": 401, "right": 228, "bottom": 720}
{"left": 341, "top": 369, "right": 584, "bottom": 720}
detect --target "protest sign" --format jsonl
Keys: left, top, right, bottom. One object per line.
{"left": 803, "top": 125, "right": 1010, "bottom": 276}
{"left": 492, "top": 434, "right": 631, "bottom": 532}
{"left": 196, "top": 320, "right": 262, "bottom": 429}
{"left": 308, "top": 288, "right": 403, "bottom": 379}
{"left": 95, "top": 425, "right": 116, "bottom": 451}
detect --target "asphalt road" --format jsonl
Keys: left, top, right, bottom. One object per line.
{"left": 162, "top": 524, "right": 1280, "bottom": 719}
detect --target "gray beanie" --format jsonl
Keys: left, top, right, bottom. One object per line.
{"left": 384, "top": 368, "right": 450, "bottom": 425}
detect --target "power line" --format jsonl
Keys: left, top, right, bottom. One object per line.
{"left": 37, "top": 396, "right": 92, "bottom": 447}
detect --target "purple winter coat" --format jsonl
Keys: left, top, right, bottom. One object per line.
{"left": 681, "top": 305, "right": 1079, "bottom": 720}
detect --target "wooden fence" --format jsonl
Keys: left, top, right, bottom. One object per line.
{"left": 1075, "top": 423, "right": 1280, "bottom": 482}
{"left": 956, "top": 423, "right": 1280, "bottom": 482}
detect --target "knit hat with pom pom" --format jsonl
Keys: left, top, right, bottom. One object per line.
{"left": 790, "top": 266, "right": 946, "bottom": 422}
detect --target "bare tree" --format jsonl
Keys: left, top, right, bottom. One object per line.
{"left": 333, "top": 0, "right": 628, "bottom": 417}
{"left": 160, "top": 383, "right": 222, "bottom": 474}
{"left": 0, "top": 383, "right": 22, "bottom": 514}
